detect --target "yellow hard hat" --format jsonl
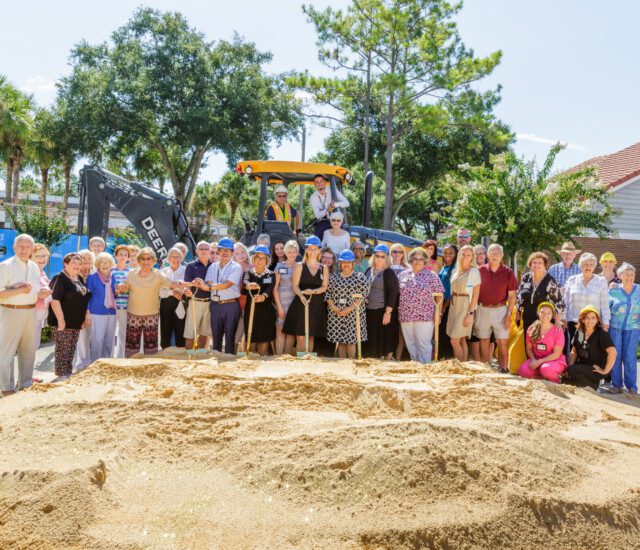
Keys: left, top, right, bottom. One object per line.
{"left": 599, "top": 252, "right": 616, "bottom": 264}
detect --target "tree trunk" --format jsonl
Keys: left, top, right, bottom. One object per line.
{"left": 5, "top": 159, "right": 12, "bottom": 202}
{"left": 63, "top": 162, "right": 71, "bottom": 210}
{"left": 382, "top": 94, "right": 395, "bottom": 230}
{"left": 158, "top": 178, "right": 165, "bottom": 194}
{"left": 11, "top": 157, "right": 20, "bottom": 203}
{"left": 363, "top": 51, "right": 371, "bottom": 175}
{"left": 230, "top": 203, "right": 238, "bottom": 226}
{"left": 40, "top": 167, "right": 49, "bottom": 202}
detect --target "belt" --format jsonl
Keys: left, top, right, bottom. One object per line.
{"left": 479, "top": 303, "right": 506, "bottom": 309}
{"left": 1, "top": 303, "right": 36, "bottom": 309}
{"left": 213, "top": 298, "right": 239, "bottom": 305}
{"left": 452, "top": 292, "right": 468, "bottom": 297}
{"left": 193, "top": 297, "right": 211, "bottom": 302}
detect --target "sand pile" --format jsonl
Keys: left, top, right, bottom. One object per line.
{"left": 1, "top": 354, "right": 640, "bottom": 549}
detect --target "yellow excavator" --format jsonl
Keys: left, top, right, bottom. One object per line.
{"left": 236, "top": 160, "right": 424, "bottom": 251}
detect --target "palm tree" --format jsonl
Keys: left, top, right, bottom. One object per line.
{"left": 192, "top": 180, "right": 224, "bottom": 228}
{"left": 28, "top": 108, "right": 57, "bottom": 201}
{"left": 0, "top": 76, "right": 34, "bottom": 203}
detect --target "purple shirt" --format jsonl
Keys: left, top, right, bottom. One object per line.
{"left": 398, "top": 268, "right": 445, "bottom": 323}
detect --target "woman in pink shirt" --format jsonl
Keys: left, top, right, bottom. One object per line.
{"left": 518, "top": 302, "right": 567, "bottom": 383}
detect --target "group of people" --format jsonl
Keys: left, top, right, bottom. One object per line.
{"left": 0, "top": 223, "right": 637, "bottom": 399}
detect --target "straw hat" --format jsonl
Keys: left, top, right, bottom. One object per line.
{"left": 556, "top": 242, "right": 581, "bottom": 254}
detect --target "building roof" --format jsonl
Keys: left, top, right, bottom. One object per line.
{"left": 571, "top": 141, "right": 640, "bottom": 189}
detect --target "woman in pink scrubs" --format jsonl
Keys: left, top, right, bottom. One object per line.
{"left": 518, "top": 302, "right": 567, "bottom": 383}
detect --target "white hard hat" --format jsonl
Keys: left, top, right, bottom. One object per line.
{"left": 274, "top": 185, "right": 288, "bottom": 195}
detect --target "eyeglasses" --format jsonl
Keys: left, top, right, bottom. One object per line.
{"left": 411, "top": 258, "right": 426, "bottom": 263}
{"left": 374, "top": 254, "right": 386, "bottom": 259}
{"left": 458, "top": 234, "right": 470, "bottom": 239}
{"left": 276, "top": 194, "right": 287, "bottom": 198}
{"left": 391, "top": 250, "right": 403, "bottom": 255}
{"left": 140, "top": 257, "right": 154, "bottom": 261}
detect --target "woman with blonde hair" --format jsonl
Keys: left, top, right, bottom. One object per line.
{"left": 518, "top": 302, "right": 567, "bottom": 383}
{"left": 283, "top": 236, "right": 329, "bottom": 353}
{"left": 274, "top": 239, "right": 299, "bottom": 355}
{"left": 446, "top": 244, "right": 480, "bottom": 361}
{"left": 86, "top": 252, "right": 117, "bottom": 361}
{"left": 389, "top": 243, "right": 409, "bottom": 274}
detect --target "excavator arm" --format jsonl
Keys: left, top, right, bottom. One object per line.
{"left": 77, "top": 165, "right": 196, "bottom": 260}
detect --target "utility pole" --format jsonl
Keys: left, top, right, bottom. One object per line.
{"left": 299, "top": 125, "right": 306, "bottom": 229}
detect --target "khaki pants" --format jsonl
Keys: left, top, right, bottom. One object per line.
{"left": 0, "top": 306, "right": 36, "bottom": 391}
{"left": 183, "top": 300, "right": 212, "bottom": 338}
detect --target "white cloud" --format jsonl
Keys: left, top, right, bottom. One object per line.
{"left": 19, "top": 75, "right": 57, "bottom": 106}
{"left": 516, "top": 132, "right": 588, "bottom": 152}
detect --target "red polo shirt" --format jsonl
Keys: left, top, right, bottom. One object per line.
{"left": 478, "top": 263, "right": 518, "bottom": 306}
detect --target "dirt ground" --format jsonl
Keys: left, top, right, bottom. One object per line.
{"left": 1, "top": 350, "right": 639, "bottom": 549}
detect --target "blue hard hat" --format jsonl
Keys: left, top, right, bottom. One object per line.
{"left": 338, "top": 249, "right": 356, "bottom": 262}
{"left": 373, "top": 244, "right": 390, "bottom": 255}
{"left": 252, "top": 245, "right": 270, "bottom": 257}
{"left": 304, "top": 235, "right": 322, "bottom": 248}
{"left": 218, "top": 237, "right": 234, "bottom": 250}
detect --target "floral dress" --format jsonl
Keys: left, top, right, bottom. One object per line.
{"left": 326, "top": 272, "right": 369, "bottom": 344}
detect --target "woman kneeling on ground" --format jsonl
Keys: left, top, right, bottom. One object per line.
{"left": 564, "top": 305, "right": 617, "bottom": 391}
{"left": 518, "top": 302, "right": 566, "bottom": 383}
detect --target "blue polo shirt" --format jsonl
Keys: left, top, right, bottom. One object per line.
{"left": 184, "top": 259, "right": 212, "bottom": 299}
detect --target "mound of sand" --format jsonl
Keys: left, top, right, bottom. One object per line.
{"left": 1, "top": 354, "right": 639, "bottom": 549}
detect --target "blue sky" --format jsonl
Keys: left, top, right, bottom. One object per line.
{"left": 2, "top": 0, "right": 639, "bottom": 183}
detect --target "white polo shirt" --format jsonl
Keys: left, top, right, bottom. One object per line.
{"left": 0, "top": 256, "right": 40, "bottom": 306}
{"left": 204, "top": 260, "right": 243, "bottom": 301}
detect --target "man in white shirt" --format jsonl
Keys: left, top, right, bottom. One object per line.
{"left": 159, "top": 247, "right": 188, "bottom": 349}
{"left": 0, "top": 234, "right": 47, "bottom": 395}
{"left": 195, "top": 238, "right": 243, "bottom": 354}
{"left": 309, "top": 174, "right": 350, "bottom": 238}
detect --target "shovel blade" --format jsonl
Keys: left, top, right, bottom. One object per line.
{"left": 186, "top": 349, "right": 196, "bottom": 355}
{"left": 297, "top": 351, "right": 317, "bottom": 357}
{"left": 237, "top": 352, "right": 246, "bottom": 357}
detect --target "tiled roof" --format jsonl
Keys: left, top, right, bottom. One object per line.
{"left": 570, "top": 141, "right": 640, "bottom": 189}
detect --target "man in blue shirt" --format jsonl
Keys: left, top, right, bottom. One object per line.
{"left": 549, "top": 242, "right": 582, "bottom": 289}
{"left": 183, "top": 241, "right": 212, "bottom": 350}
{"left": 197, "top": 238, "right": 243, "bottom": 355}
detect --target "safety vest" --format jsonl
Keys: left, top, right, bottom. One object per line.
{"left": 269, "top": 201, "right": 292, "bottom": 224}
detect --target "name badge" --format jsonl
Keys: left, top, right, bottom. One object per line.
{"left": 338, "top": 298, "right": 347, "bottom": 305}
{"left": 263, "top": 277, "right": 272, "bottom": 284}
{"left": 319, "top": 273, "right": 323, "bottom": 280}
{"left": 211, "top": 295, "right": 221, "bottom": 302}
{"left": 278, "top": 268, "right": 288, "bottom": 274}
{"left": 535, "top": 343, "right": 547, "bottom": 351}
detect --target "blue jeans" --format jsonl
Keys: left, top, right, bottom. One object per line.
{"left": 609, "top": 327, "right": 639, "bottom": 391}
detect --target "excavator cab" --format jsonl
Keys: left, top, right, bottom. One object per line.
{"left": 236, "top": 160, "right": 424, "bottom": 252}
{"left": 236, "top": 160, "right": 353, "bottom": 248}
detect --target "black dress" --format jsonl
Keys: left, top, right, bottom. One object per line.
{"left": 565, "top": 328, "right": 614, "bottom": 390}
{"left": 283, "top": 263, "right": 327, "bottom": 337}
{"left": 364, "top": 267, "right": 400, "bottom": 357}
{"left": 242, "top": 268, "right": 276, "bottom": 343}
{"left": 516, "top": 272, "right": 564, "bottom": 332}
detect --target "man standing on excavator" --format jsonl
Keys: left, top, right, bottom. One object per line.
{"left": 265, "top": 185, "right": 299, "bottom": 232}
{"left": 310, "top": 174, "right": 349, "bottom": 238}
